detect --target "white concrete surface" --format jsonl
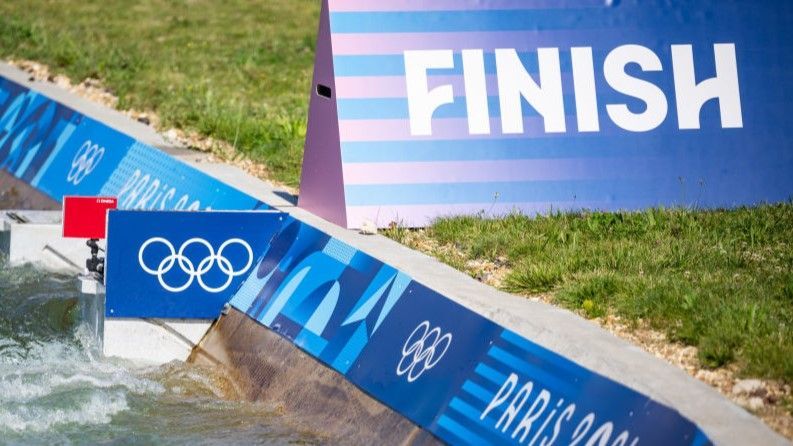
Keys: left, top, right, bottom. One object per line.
{"left": 1, "top": 211, "right": 87, "bottom": 273}
{"left": 103, "top": 319, "right": 212, "bottom": 364}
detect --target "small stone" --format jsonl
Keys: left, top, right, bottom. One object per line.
{"left": 746, "top": 396, "right": 765, "bottom": 411}
{"left": 359, "top": 220, "right": 378, "bottom": 235}
{"left": 54, "top": 75, "right": 71, "bottom": 88}
{"left": 164, "top": 129, "right": 180, "bottom": 142}
{"left": 695, "top": 369, "right": 720, "bottom": 384}
{"left": 732, "top": 379, "right": 765, "bottom": 397}
{"left": 679, "top": 346, "right": 697, "bottom": 357}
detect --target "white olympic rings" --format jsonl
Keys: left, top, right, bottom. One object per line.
{"left": 396, "top": 320, "right": 452, "bottom": 383}
{"left": 67, "top": 140, "right": 105, "bottom": 185}
{"left": 138, "top": 237, "right": 253, "bottom": 293}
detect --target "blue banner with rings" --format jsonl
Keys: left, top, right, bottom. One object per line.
{"left": 106, "top": 210, "right": 286, "bottom": 318}
{"left": 0, "top": 76, "right": 266, "bottom": 211}
{"left": 230, "top": 218, "right": 711, "bottom": 445}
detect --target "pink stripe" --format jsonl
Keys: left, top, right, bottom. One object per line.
{"left": 338, "top": 117, "right": 575, "bottom": 142}
{"left": 328, "top": 0, "right": 601, "bottom": 12}
{"left": 336, "top": 76, "right": 402, "bottom": 99}
{"left": 335, "top": 75, "right": 472, "bottom": 99}
{"left": 334, "top": 74, "right": 574, "bottom": 98}
{"left": 345, "top": 201, "right": 602, "bottom": 228}
{"left": 342, "top": 158, "right": 652, "bottom": 185}
{"left": 331, "top": 30, "right": 625, "bottom": 55}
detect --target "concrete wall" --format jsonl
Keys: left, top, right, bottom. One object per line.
{"left": 191, "top": 308, "right": 439, "bottom": 444}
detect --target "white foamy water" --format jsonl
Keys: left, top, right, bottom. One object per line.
{"left": 0, "top": 329, "right": 163, "bottom": 433}
{"left": 0, "top": 262, "right": 319, "bottom": 445}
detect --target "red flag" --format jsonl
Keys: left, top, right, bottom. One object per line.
{"left": 62, "top": 196, "right": 118, "bottom": 239}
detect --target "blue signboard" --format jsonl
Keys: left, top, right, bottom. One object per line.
{"left": 230, "top": 218, "right": 711, "bottom": 445}
{"left": 0, "top": 76, "right": 267, "bottom": 211}
{"left": 105, "top": 210, "right": 286, "bottom": 318}
{"left": 300, "top": 0, "right": 793, "bottom": 228}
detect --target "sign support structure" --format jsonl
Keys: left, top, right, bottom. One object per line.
{"left": 299, "top": 0, "right": 347, "bottom": 227}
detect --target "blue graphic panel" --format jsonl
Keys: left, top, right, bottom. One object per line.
{"left": 35, "top": 118, "right": 134, "bottom": 198}
{"left": 231, "top": 217, "right": 411, "bottom": 371}
{"left": 0, "top": 79, "right": 80, "bottom": 183}
{"left": 230, "top": 219, "right": 711, "bottom": 445}
{"left": 98, "top": 141, "right": 263, "bottom": 211}
{"left": 106, "top": 210, "right": 286, "bottom": 318}
{"left": 434, "top": 328, "right": 709, "bottom": 446}
{"left": 347, "top": 281, "right": 501, "bottom": 428}
{"left": 0, "top": 76, "right": 266, "bottom": 211}
{"left": 349, "top": 282, "right": 707, "bottom": 445}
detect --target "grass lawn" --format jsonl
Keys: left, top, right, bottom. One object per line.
{"left": 0, "top": 0, "right": 319, "bottom": 187}
{"left": 387, "top": 205, "right": 793, "bottom": 383}
{"left": 1, "top": 1, "right": 791, "bottom": 387}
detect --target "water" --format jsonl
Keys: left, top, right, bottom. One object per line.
{"left": 0, "top": 262, "right": 321, "bottom": 445}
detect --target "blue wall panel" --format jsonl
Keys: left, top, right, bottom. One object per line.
{"left": 230, "top": 218, "right": 710, "bottom": 445}
{"left": 0, "top": 77, "right": 265, "bottom": 211}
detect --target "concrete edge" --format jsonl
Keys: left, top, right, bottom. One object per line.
{"left": 1, "top": 61, "right": 784, "bottom": 445}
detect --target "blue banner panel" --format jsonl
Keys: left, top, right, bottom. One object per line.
{"left": 300, "top": 0, "right": 793, "bottom": 228}
{"left": 0, "top": 79, "right": 81, "bottom": 183}
{"left": 229, "top": 219, "right": 710, "bottom": 445}
{"left": 34, "top": 117, "right": 134, "bottom": 198}
{"left": 354, "top": 282, "right": 708, "bottom": 446}
{"left": 231, "top": 217, "right": 412, "bottom": 370}
{"left": 106, "top": 210, "right": 286, "bottom": 318}
{"left": 0, "top": 76, "right": 267, "bottom": 211}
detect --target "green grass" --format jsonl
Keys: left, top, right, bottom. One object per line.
{"left": 388, "top": 205, "right": 793, "bottom": 382}
{"left": 0, "top": 0, "right": 320, "bottom": 187}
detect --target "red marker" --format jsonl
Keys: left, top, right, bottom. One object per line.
{"left": 62, "top": 196, "right": 118, "bottom": 239}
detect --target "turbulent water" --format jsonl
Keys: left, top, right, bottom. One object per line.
{"left": 0, "top": 262, "right": 320, "bottom": 445}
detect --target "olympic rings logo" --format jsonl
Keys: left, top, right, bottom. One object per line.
{"left": 67, "top": 140, "right": 105, "bottom": 185}
{"left": 137, "top": 237, "right": 253, "bottom": 293}
{"left": 396, "top": 321, "right": 452, "bottom": 383}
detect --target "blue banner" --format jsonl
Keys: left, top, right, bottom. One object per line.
{"left": 300, "top": 0, "right": 793, "bottom": 228}
{"left": 0, "top": 76, "right": 266, "bottom": 211}
{"left": 230, "top": 218, "right": 710, "bottom": 445}
{"left": 106, "top": 210, "right": 286, "bottom": 318}
{"left": 0, "top": 79, "right": 81, "bottom": 183}
{"left": 353, "top": 281, "right": 709, "bottom": 445}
